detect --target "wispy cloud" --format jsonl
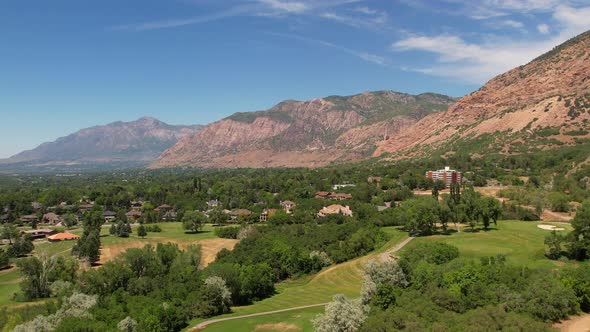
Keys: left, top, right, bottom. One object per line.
{"left": 113, "top": 6, "right": 251, "bottom": 31}
{"left": 391, "top": 4, "right": 590, "bottom": 83}
{"left": 266, "top": 31, "right": 388, "bottom": 66}
{"left": 258, "top": 0, "right": 308, "bottom": 14}
{"left": 498, "top": 19, "right": 524, "bottom": 29}
{"left": 537, "top": 23, "right": 550, "bottom": 34}
{"left": 114, "top": 0, "right": 380, "bottom": 32}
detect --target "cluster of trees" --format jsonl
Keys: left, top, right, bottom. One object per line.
{"left": 72, "top": 210, "right": 103, "bottom": 265}
{"left": 0, "top": 224, "right": 34, "bottom": 269}
{"left": 210, "top": 222, "right": 386, "bottom": 304}
{"left": 545, "top": 201, "right": 590, "bottom": 260}
{"left": 377, "top": 185, "right": 501, "bottom": 235}
{"left": 109, "top": 221, "right": 132, "bottom": 238}
{"left": 11, "top": 243, "right": 231, "bottom": 331}
{"left": 316, "top": 242, "right": 589, "bottom": 331}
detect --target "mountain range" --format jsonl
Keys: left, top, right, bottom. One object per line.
{"left": 0, "top": 117, "right": 202, "bottom": 171}
{"left": 2, "top": 30, "right": 589, "bottom": 171}
{"left": 374, "top": 30, "right": 590, "bottom": 159}
{"left": 151, "top": 92, "right": 455, "bottom": 168}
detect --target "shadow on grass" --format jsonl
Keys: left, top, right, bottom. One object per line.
{"left": 184, "top": 230, "right": 213, "bottom": 235}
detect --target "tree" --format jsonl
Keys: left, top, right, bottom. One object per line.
{"left": 361, "top": 260, "right": 408, "bottom": 305}
{"left": 73, "top": 230, "right": 101, "bottom": 265}
{"left": 568, "top": 201, "right": 590, "bottom": 260}
{"left": 402, "top": 197, "right": 440, "bottom": 235}
{"left": 313, "top": 294, "right": 368, "bottom": 332}
{"left": 16, "top": 255, "right": 78, "bottom": 300}
{"left": 432, "top": 186, "right": 439, "bottom": 200}
{"left": 476, "top": 197, "right": 502, "bottom": 230}
{"left": 545, "top": 230, "right": 565, "bottom": 260}
{"left": 549, "top": 193, "right": 570, "bottom": 213}
{"left": 209, "top": 208, "right": 229, "bottom": 225}
{"left": 118, "top": 222, "right": 131, "bottom": 238}
{"left": 0, "top": 249, "right": 10, "bottom": 270}
{"left": 137, "top": 224, "right": 147, "bottom": 239}
{"left": 1, "top": 224, "right": 19, "bottom": 245}
{"left": 201, "top": 276, "right": 232, "bottom": 316}
{"left": 62, "top": 213, "right": 78, "bottom": 228}
{"left": 7, "top": 235, "right": 34, "bottom": 258}
{"left": 117, "top": 317, "right": 138, "bottom": 332}
{"left": 182, "top": 211, "right": 206, "bottom": 233}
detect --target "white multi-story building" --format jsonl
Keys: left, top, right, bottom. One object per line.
{"left": 425, "top": 166, "right": 462, "bottom": 187}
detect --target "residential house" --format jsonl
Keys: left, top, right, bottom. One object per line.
{"left": 130, "top": 201, "right": 146, "bottom": 211}
{"left": 20, "top": 214, "right": 39, "bottom": 224}
{"left": 329, "top": 193, "right": 352, "bottom": 200}
{"left": 21, "top": 229, "right": 56, "bottom": 239}
{"left": 154, "top": 204, "right": 172, "bottom": 213}
{"left": 367, "top": 176, "right": 382, "bottom": 184}
{"left": 162, "top": 211, "right": 177, "bottom": 221}
{"left": 280, "top": 201, "right": 296, "bottom": 214}
{"left": 259, "top": 208, "right": 278, "bottom": 222}
{"left": 31, "top": 202, "right": 43, "bottom": 211}
{"left": 42, "top": 212, "right": 62, "bottom": 224}
{"left": 315, "top": 192, "right": 332, "bottom": 199}
{"left": 314, "top": 192, "right": 352, "bottom": 200}
{"left": 126, "top": 210, "right": 142, "bottom": 220}
{"left": 103, "top": 211, "right": 117, "bottom": 223}
{"left": 377, "top": 202, "right": 392, "bottom": 212}
{"left": 207, "top": 200, "right": 220, "bottom": 209}
{"left": 317, "top": 204, "right": 353, "bottom": 217}
{"left": 332, "top": 183, "right": 356, "bottom": 190}
{"left": 47, "top": 232, "right": 80, "bottom": 242}
{"left": 78, "top": 203, "right": 95, "bottom": 212}
{"left": 229, "top": 209, "right": 252, "bottom": 221}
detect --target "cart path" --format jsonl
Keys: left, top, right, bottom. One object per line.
{"left": 190, "top": 236, "right": 415, "bottom": 331}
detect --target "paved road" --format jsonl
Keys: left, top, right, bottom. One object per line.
{"left": 190, "top": 236, "right": 415, "bottom": 331}
{"left": 380, "top": 236, "right": 414, "bottom": 262}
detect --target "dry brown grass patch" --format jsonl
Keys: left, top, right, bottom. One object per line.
{"left": 98, "top": 238, "right": 238, "bottom": 267}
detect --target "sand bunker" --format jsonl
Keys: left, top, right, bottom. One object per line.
{"left": 537, "top": 224, "right": 566, "bottom": 231}
{"left": 254, "top": 323, "right": 300, "bottom": 331}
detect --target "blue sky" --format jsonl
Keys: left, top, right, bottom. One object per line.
{"left": 1, "top": 0, "right": 590, "bottom": 158}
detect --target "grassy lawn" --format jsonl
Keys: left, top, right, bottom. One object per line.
{"left": 203, "top": 306, "right": 323, "bottom": 332}
{"left": 401, "top": 220, "right": 574, "bottom": 270}
{"left": 33, "top": 223, "right": 218, "bottom": 258}
{"left": 188, "top": 227, "right": 408, "bottom": 331}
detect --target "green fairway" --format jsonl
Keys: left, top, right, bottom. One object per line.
{"left": 202, "top": 306, "right": 324, "bottom": 332}
{"left": 0, "top": 269, "right": 21, "bottom": 306}
{"left": 402, "top": 220, "right": 574, "bottom": 270}
{"left": 189, "top": 227, "right": 408, "bottom": 331}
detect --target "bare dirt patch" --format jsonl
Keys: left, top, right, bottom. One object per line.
{"left": 555, "top": 314, "right": 590, "bottom": 332}
{"left": 254, "top": 323, "right": 301, "bottom": 331}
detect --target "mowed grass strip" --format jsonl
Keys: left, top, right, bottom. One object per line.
{"left": 202, "top": 306, "right": 323, "bottom": 332}
{"left": 0, "top": 269, "right": 21, "bottom": 306}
